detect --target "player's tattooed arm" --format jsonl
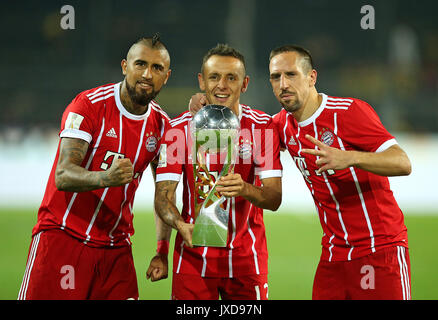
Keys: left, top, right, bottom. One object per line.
{"left": 55, "top": 137, "right": 133, "bottom": 192}
{"left": 155, "top": 180, "right": 193, "bottom": 247}
{"left": 146, "top": 161, "right": 174, "bottom": 282}
{"left": 150, "top": 161, "right": 173, "bottom": 242}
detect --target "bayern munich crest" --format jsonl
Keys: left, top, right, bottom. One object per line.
{"left": 320, "top": 130, "right": 335, "bottom": 146}
{"left": 145, "top": 135, "right": 158, "bottom": 152}
{"left": 239, "top": 143, "right": 252, "bottom": 159}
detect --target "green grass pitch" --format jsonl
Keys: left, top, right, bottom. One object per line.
{"left": 1, "top": 208, "right": 437, "bottom": 300}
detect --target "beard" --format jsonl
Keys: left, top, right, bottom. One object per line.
{"left": 125, "top": 79, "right": 160, "bottom": 106}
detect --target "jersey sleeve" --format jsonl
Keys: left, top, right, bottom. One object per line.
{"left": 254, "top": 119, "right": 283, "bottom": 180}
{"left": 59, "top": 94, "right": 97, "bottom": 144}
{"left": 271, "top": 111, "right": 287, "bottom": 150}
{"left": 155, "top": 122, "right": 186, "bottom": 183}
{"left": 339, "top": 100, "right": 397, "bottom": 153}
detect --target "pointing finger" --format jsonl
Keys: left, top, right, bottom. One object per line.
{"left": 301, "top": 148, "right": 322, "bottom": 156}
{"left": 305, "top": 134, "right": 325, "bottom": 148}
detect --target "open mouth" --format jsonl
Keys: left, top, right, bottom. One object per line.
{"left": 214, "top": 93, "right": 230, "bottom": 102}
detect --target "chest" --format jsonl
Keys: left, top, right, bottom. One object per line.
{"left": 282, "top": 115, "right": 352, "bottom": 183}
{"left": 90, "top": 111, "right": 161, "bottom": 172}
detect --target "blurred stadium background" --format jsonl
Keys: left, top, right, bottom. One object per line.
{"left": 0, "top": 0, "right": 437, "bottom": 299}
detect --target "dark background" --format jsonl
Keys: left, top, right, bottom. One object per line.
{"left": 1, "top": 0, "right": 437, "bottom": 142}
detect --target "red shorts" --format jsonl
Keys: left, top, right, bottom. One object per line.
{"left": 172, "top": 273, "right": 269, "bottom": 300}
{"left": 18, "top": 229, "right": 138, "bottom": 300}
{"left": 313, "top": 246, "right": 411, "bottom": 300}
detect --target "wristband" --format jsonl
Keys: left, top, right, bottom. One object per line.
{"left": 156, "top": 240, "right": 169, "bottom": 255}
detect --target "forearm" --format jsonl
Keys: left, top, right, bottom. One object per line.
{"left": 154, "top": 182, "right": 185, "bottom": 230}
{"left": 55, "top": 163, "right": 107, "bottom": 192}
{"left": 242, "top": 182, "right": 282, "bottom": 211}
{"left": 350, "top": 146, "right": 412, "bottom": 177}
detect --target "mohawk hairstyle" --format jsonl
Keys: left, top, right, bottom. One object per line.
{"left": 201, "top": 43, "right": 246, "bottom": 74}
{"left": 269, "top": 44, "right": 314, "bottom": 73}
{"left": 151, "top": 32, "right": 161, "bottom": 46}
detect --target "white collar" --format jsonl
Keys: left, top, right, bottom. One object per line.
{"left": 296, "top": 93, "right": 327, "bottom": 127}
{"left": 114, "top": 82, "right": 151, "bottom": 121}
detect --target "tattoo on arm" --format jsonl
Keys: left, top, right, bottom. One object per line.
{"left": 55, "top": 138, "right": 105, "bottom": 192}
{"left": 154, "top": 180, "right": 182, "bottom": 229}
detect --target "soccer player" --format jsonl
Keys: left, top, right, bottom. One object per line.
{"left": 150, "top": 44, "right": 283, "bottom": 300}
{"left": 18, "top": 34, "right": 192, "bottom": 300}
{"left": 269, "top": 45, "right": 412, "bottom": 299}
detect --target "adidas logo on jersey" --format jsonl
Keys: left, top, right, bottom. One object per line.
{"left": 106, "top": 128, "right": 118, "bottom": 138}
{"left": 288, "top": 136, "right": 297, "bottom": 145}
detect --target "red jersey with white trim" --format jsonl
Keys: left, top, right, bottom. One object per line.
{"left": 272, "top": 93, "right": 408, "bottom": 262}
{"left": 156, "top": 105, "right": 282, "bottom": 277}
{"left": 32, "top": 82, "right": 170, "bottom": 247}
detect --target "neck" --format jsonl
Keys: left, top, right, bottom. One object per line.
{"left": 120, "top": 80, "right": 149, "bottom": 115}
{"left": 230, "top": 103, "right": 240, "bottom": 118}
{"left": 293, "top": 89, "right": 321, "bottom": 122}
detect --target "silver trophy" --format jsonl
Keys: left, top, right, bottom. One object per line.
{"left": 191, "top": 105, "right": 240, "bottom": 247}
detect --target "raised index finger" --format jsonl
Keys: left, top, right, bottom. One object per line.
{"left": 304, "top": 134, "right": 325, "bottom": 148}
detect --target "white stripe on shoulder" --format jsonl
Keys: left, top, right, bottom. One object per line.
{"left": 325, "top": 106, "right": 349, "bottom": 110}
{"left": 86, "top": 85, "right": 115, "bottom": 99}
{"left": 90, "top": 92, "right": 115, "bottom": 104}
{"left": 241, "top": 113, "right": 269, "bottom": 124}
{"left": 326, "top": 97, "right": 354, "bottom": 103}
{"left": 170, "top": 113, "right": 192, "bottom": 127}
{"left": 241, "top": 105, "right": 271, "bottom": 121}
{"left": 150, "top": 101, "right": 170, "bottom": 120}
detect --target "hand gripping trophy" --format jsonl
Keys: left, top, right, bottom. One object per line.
{"left": 191, "top": 105, "right": 240, "bottom": 247}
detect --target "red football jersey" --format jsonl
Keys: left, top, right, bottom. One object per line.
{"left": 33, "top": 82, "right": 169, "bottom": 247}
{"left": 273, "top": 94, "right": 408, "bottom": 262}
{"left": 156, "top": 105, "right": 283, "bottom": 277}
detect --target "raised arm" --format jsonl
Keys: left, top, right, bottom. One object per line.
{"left": 55, "top": 137, "right": 133, "bottom": 192}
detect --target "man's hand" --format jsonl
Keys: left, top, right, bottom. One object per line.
{"left": 216, "top": 173, "right": 248, "bottom": 198}
{"left": 105, "top": 158, "right": 134, "bottom": 186}
{"left": 301, "top": 134, "right": 354, "bottom": 174}
{"left": 146, "top": 254, "right": 168, "bottom": 282}
{"left": 176, "top": 221, "right": 194, "bottom": 248}
{"left": 189, "top": 93, "right": 207, "bottom": 115}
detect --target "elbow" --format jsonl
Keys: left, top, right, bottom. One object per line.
{"left": 268, "top": 196, "right": 282, "bottom": 212}
{"left": 402, "top": 160, "right": 412, "bottom": 176}
{"left": 55, "top": 167, "right": 67, "bottom": 191}
{"left": 399, "top": 155, "right": 412, "bottom": 176}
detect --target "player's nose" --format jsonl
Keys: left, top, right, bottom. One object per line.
{"left": 279, "top": 74, "right": 289, "bottom": 90}
{"left": 143, "top": 66, "right": 153, "bottom": 79}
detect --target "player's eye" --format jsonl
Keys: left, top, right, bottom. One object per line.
{"left": 270, "top": 74, "right": 280, "bottom": 80}
{"left": 153, "top": 64, "right": 164, "bottom": 72}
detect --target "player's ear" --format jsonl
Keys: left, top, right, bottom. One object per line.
{"left": 163, "top": 69, "right": 172, "bottom": 85}
{"left": 241, "top": 75, "right": 250, "bottom": 93}
{"left": 121, "top": 59, "right": 127, "bottom": 76}
{"left": 198, "top": 73, "right": 205, "bottom": 91}
{"left": 309, "top": 69, "right": 317, "bottom": 87}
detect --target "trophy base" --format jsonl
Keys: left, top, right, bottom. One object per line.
{"left": 192, "top": 214, "right": 228, "bottom": 247}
